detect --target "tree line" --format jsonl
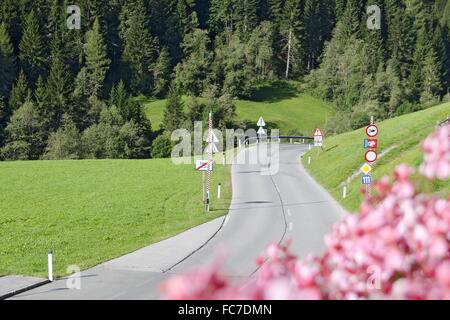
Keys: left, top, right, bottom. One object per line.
{"left": 0, "top": 0, "right": 449, "bottom": 160}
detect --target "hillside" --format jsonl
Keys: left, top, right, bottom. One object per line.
{"left": 0, "top": 159, "right": 231, "bottom": 277}
{"left": 143, "top": 83, "right": 332, "bottom": 135}
{"left": 302, "top": 102, "right": 450, "bottom": 211}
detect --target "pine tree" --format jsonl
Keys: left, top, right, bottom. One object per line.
{"left": 420, "top": 48, "right": 443, "bottom": 106}
{"left": 0, "top": 96, "right": 6, "bottom": 146}
{"left": 0, "top": 23, "right": 17, "bottom": 99}
{"left": 176, "top": 0, "right": 199, "bottom": 36}
{"left": 234, "top": 0, "right": 258, "bottom": 38}
{"left": 78, "top": 18, "right": 111, "bottom": 98}
{"left": 120, "top": 0, "right": 157, "bottom": 94}
{"left": 34, "top": 75, "right": 49, "bottom": 114}
{"left": 0, "top": 0, "right": 21, "bottom": 49}
{"left": 153, "top": 47, "right": 172, "bottom": 98}
{"left": 162, "top": 85, "right": 185, "bottom": 133}
{"left": 19, "top": 10, "right": 46, "bottom": 87}
{"left": 280, "top": 0, "right": 305, "bottom": 78}
{"left": 47, "top": 51, "right": 73, "bottom": 129}
{"left": 9, "top": 70, "right": 30, "bottom": 112}
{"left": 109, "top": 80, "right": 129, "bottom": 117}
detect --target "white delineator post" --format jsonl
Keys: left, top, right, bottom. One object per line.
{"left": 308, "top": 156, "right": 311, "bottom": 165}
{"left": 343, "top": 186, "right": 347, "bottom": 199}
{"left": 217, "top": 183, "right": 221, "bottom": 199}
{"left": 48, "top": 250, "right": 53, "bottom": 281}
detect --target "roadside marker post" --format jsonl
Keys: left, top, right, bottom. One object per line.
{"left": 48, "top": 250, "right": 53, "bottom": 282}
{"left": 308, "top": 156, "right": 311, "bottom": 165}
{"left": 217, "top": 183, "right": 221, "bottom": 199}
{"left": 343, "top": 186, "right": 347, "bottom": 199}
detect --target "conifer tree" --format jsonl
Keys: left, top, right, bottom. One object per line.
{"left": 76, "top": 18, "right": 110, "bottom": 98}
{"left": 19, "top": 10, "right": 46, "bottom": 87}
{"left": 420, "top": 48, "right": 443, "bottom": 105}
{"left": 153, "top": 47, "right": 172, "bottom": 98}
{"left": 9, "top": 70, "right": 30, "bottom": 112}
{"left": 0, "top": 23, "right": 17, "bottom": 99}
{"left": 162, "top": 85, "right": 185, "bottom": 133}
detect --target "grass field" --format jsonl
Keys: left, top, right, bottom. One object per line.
{"left": 0, "top": 159, "right": 231, "bottom": 277}
{"left": 143, "top": 82, "right": 331, "bottom": 135}
{"left": 302, "top": 102, "right": 450, "bottom": 212}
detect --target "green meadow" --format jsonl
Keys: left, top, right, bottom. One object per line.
{"left": 0, "top": 159, "right": 231, "bottom": 277}
{"left": 143, "top": 82, "right": 332, "bottom": 135}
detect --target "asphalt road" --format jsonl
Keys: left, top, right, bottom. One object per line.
{"left": 11, "top": 144, "right": 344, "bottom": 300}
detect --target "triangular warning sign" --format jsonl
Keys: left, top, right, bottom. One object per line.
{"left": 257, "top": 127, "right": 267, "bottom": 135}
{"left": 314, "top": 128, "right": 323, "bottom": 136}
{"left": 257, "top": 117, "right": 266, "bottom": 127}
{"left": 211, "top": 131, "right": 219, "bottom": 143}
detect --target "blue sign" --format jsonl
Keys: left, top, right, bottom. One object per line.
{"left": 362, "top": 175, "right": 372, "bottom": 185}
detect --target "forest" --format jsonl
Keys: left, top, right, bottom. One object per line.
{"left": 0, "top": 0, "right": 449, "bottom": 160}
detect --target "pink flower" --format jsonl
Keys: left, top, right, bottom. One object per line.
{"left": 420, "top": 126, "right": 450, "bottom": 180}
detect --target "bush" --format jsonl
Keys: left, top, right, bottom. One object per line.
{"left": 151, "top": 135, "right": 172, "bottom": 159}
{"left": 44, "top": 117, "right": 81, "bottom": 160}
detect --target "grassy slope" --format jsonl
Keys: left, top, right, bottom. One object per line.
{"left": 143, "top": 83, "right": 331, "bottom": 135}
{"left": 302, "top": 102, "right": 450, "bottom": 212}
{"left": 0, "top": 159, "right": 231, "bottom": 277}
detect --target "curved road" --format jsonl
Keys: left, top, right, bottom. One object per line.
{"left": 12, "top": 144, "right": 344, "bottom": 300}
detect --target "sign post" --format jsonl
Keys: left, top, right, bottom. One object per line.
{"left": 362, "top": 117, "right": 379, "bottom": 195}
{"left": 313, "top": 127, "right": 324, "bottom": 157}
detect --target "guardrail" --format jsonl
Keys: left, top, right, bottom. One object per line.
{"left": 244, "top": 136, "right": 314, "bottom": 145}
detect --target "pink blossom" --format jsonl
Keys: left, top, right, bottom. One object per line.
{"left": 420, "top": 126, "right": 450, "bottom": 180}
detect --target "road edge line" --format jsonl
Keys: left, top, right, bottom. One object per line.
{"left": 0, "top": 279, "right": 51, "bottom": 300}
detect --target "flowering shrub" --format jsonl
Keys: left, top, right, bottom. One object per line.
{"left": 160, "top": 126, "right": 450, "bottom": 300}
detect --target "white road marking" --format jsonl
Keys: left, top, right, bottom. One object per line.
{"left": 223, "top": 216, "right": 230, "bottom": 227}
{"left": 287, "top": 209, "right": 292, "bottom": 217}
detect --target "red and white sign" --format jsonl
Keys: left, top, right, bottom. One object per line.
{"left": 365, "top": 150, "right": 378, "bottom": 163}
{"left": 366, "top": 125, "right": 378, "bottom": 138}
{"left": 195, "top": 160, "right": 213, "bottom": 172}
{"left": 314, "top": 127, "right": 324, "bottom": 137}
{"left": 364, "top": 139, "right": 378, "bottom": 149}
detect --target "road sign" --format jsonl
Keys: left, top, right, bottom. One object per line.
{"left": 366, "top": 125, "right": 378, "bottom": 137}
{"left": 365, "top": 150, "right": 378, "bottom": 163}
{"left": 209, "top": 130, "right": 219, "bottom": 143}
{"left": 257, "top": 117, "right": 266, "bottom": 127}
{"left": 195, "top": 160, "right": 213, "bottom": 172}
{"left": 364, "top": 139, "right": 378, "bottom": 149}
{"left": 257, "top": 127, "right": 267, "bottom": 135}
{"left": 360, "top": 163, "right": 373, "bottom": 175}
{"left": 314, "top": 136, "right": 323, "bottom": 147}
{"left": 314, "top": 127, "right": 324, "bottom": 137}
{"left": 362, "top": 175, "right": 372, "bottom": 185}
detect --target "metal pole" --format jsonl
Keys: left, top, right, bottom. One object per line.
{"left": 202, "top": 171, "right": 206, "bottom": 203}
